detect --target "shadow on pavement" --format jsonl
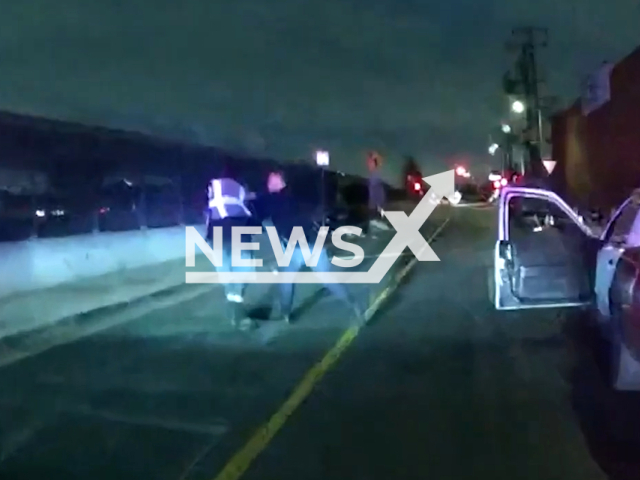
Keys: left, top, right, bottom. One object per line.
{"left": 290, "top": 288, "right": 328, "bottom": 320}
{"left": 562, "top": 312, "right": 640, "bottom": 480}
{"left": 248, "top": 287, "right": 329, "bottom": 322}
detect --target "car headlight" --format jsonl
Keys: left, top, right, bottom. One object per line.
{"left": 450, "top": 192, "right": 462, "bottom": 205}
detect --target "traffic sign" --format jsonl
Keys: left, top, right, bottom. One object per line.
{"left": 542, "top": 160, "right": 556, "bottom": 174}
{"left": 316, "top": 150, "right": 329, "bottom": 166}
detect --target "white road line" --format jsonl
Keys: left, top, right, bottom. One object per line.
{"left": 65, "top": 405, "right": 229, "bottom": 436}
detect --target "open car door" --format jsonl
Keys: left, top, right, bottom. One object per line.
{"left": 494, "top": 186, "right": 599, "bottom": 310}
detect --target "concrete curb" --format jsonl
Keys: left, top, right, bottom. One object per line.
{"left": 0, "top": 283, "right": 216, "bottom": 369}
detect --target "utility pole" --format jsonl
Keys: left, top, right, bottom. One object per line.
{"left": 504, "top": 27, "right": 548, "bottom": 178}
{"left": 502, "top": 132, "right": 515, "bottom": 175}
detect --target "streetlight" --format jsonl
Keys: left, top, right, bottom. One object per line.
{"left": 501, "top": 124, "right": 511, "bottom": 133}
{"left": 488, "top": 143, "right": 499, "bottom": 156}
{"left": 511, "top": 100, "right": 525, "bottom": 114}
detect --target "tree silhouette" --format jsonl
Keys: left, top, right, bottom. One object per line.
{"left": 401, "top": 155, "right": 422, "bottom": 183}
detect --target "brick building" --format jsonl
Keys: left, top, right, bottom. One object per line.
{"left": 550, "top": 46, "right": 640, "bottom": 212}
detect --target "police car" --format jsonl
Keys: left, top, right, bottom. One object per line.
{"left": 492, "top": 185, "right": 640, "bottom": 391}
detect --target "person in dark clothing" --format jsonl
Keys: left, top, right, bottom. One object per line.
{"left": 253, "top": 171, "right": 364, "bottom": 323}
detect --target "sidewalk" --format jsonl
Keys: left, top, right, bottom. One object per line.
{"left": 0, "top": 258, "right": 194, "bottom": 339}
{"left": 0, "top": 231, "right": 293, "bottom": 340}
{"left": 0, "top": 230, "right": 395, "bottom": 366}
{"left": 0, "top": 203, "right": 450, "bottom": 365}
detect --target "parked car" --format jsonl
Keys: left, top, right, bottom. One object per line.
{"left": 492, "top": 185, "right": 640, "bottom": 391}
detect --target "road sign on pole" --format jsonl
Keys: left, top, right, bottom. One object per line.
{"left": 316, "top": 150, "right": 330, "bottom": 166}
{"left": 542, "top": 159, "right": 556, "bottom": 174}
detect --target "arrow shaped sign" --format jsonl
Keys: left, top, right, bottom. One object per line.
{"left": 542, "top": 160, "right": 556, "bottom": 174}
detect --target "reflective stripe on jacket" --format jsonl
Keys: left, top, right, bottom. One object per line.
{"left": 207, "top": 178, "right": 251, "bottom": 220}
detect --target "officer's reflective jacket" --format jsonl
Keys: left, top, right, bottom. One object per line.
{"left": 207, "top": 178, "right": 252, "bottom": 220}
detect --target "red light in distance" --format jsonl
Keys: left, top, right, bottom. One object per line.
{"left": 500, "top": 178, "right": 508, "bottom": 186}
{"left": 493, "top": 180, "right": 501, "bottom": 189}
{"left": 414, "top": 182, "right": 421, "bottom": 191}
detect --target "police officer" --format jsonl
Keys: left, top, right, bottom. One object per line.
{"left": 206, "top": 164, "right": 256, "bottom": 328}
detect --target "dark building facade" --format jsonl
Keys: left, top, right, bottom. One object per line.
{"left": 550, "top": 46, "right": 640, "bottom": 212}
{"left": 0, "top": 111, "right": 372, "bottom": 241}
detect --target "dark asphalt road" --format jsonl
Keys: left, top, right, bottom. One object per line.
{"left": 1, "top": 206, "right": 640, "bottom": 479}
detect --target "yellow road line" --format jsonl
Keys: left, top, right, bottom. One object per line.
{"left": 212, "top": 325, "right": 359, "bottom": 480}
{"left": 210, "top": 217, "right": 451, "bottom": 480}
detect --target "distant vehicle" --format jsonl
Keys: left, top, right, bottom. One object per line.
{"left": 406, "top": 174, "right": 426, "bottom": 199}
{"left": 492, "top": 185, "right": 640, "bottom": 391}
{"left": 455, "top": 183, "right": 484, "bottom": 204}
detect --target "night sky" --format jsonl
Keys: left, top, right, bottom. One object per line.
{"left": 0, "top": 1, "right": 637, "bottom": 183}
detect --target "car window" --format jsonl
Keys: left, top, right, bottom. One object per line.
{"left": 608, "top": 200, "right": 640, "bottom": 244}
